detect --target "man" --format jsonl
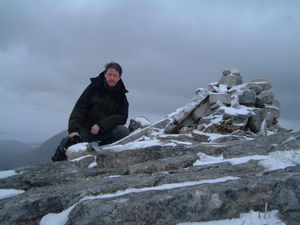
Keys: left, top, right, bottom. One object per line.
{"left": 68, "top": 62, "right": 129, "bottom": 144}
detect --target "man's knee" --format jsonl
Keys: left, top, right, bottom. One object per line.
{"left": 113, "top": 125, "right": 129, "bottom": 140}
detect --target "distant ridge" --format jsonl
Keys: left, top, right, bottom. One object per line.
{"left": 0, "top": 130, "right": 68, "bottom": 170}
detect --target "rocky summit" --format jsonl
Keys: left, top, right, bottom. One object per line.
{"left": 1, "top": 69, "right": 300, "bottom": 225}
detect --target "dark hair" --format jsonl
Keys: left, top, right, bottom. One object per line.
{"left": 105, "top": 62, "right": 122, "bottom": 76}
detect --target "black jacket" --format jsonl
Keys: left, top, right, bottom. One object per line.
{"left": 68, "top": 71, "right": 129, "bottom": 134}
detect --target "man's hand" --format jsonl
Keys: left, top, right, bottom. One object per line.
{"left": 69, "top": 131, "right": 80, "bottom": 138}
{"left": 91, "top": 124, "right": 101, "bottom": 135}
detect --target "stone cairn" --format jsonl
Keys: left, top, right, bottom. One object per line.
{"left": 125, "top": 69, "right": 281, "bottom": 145}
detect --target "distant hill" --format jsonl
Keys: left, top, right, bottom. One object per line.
{"left": 0, "top": 130, "right": 68, "bottom": 170}
{"left": 27, "top": 130, "right": 68, "bottom": 164}
{"left": 0, "top": 140, "right": 34, "bottom": 170}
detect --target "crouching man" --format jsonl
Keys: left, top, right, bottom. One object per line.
{"left": 53, "top": 62, "right": 129, "bottom": 161}
{"left": 68, "top": 62, "right": 130, "bottom": 144}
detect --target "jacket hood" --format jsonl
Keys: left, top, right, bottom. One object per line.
{"left": 90, "top": 71, "right": 128, "bottom": 94}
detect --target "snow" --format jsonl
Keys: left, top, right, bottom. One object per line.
{"left": 70, "top": 155, "right": 93, "bottom": 162}
{"left": 259, "top": 150, "right": 300, "bottom": 171}
{"left": 135, "top": 116, "right": 151, "bottom": 127}
{"left": 169, "top": 140, "right": 193, "bottom": 146}
{"left": 88, "top": 161, "right": 97, "bottom": 168}
{"left": 178, "top": 210, "right": 285, "bottom": 225}
{"left": 0, "top": 170, "right": 19, "bottom": 179}
{"left": 194, "top": 150, "right": 300, "bottom": 171}
{"left": 194, "top": 153, "right": 268, "bottom": 166}
{"left": 102, "top": 139, "right": 162, "bottom": 152}
{"left": 39, "top": 176, "right": 239, "bottom": 225}
{"left": 205, "top": 114, "right": 223, "bottom": 125}
{"left": 0, "top": 189, "right": 25, "bottom": 200}
{"left": 282, "top": 136, "right": 296, "bottom": 145}
{"left": 40, "top": 205, "right": 75, "bottom": 225}
{"left": 218, "top": 84, "right": 228, "bottom": 93}
{"left": 104, "top": 175, "right": 122, "bottom": 178}
{"left": 66, "top": 142, "right": 89, "bottom": 153}
{"left": 219, "top": 105, "right": 251, "bottom": 116}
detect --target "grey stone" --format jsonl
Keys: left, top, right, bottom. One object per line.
{"left": 129, "top": 117, "right": 151, "bottom": 133}
{"left": 249, "top": 79, "right": 272, "bottom": 94}
{"left": 219, "top": 74, "right": 243, "bottom": 88}
{"left": 247, "top": 108, "right": 264, "bottom": 133}
{"left": 238, "top": 89, "right": 256, "bottom": 105}
{"left": 192, "top": 100, "right": 211, "bottom": 121}
{"left": 264, "top": 112, "right": 274, "bottom": 128}
{"left": 209, "top": 93, "right": 231, "bottom": 105}
{"left": 192, "top": 130, "right": 210, "bottom": 142}
{"left": 256, "top": 90, "right": 274, "bottom": 107}
{"left": 272, "top": 98, "right": 280, "bottom": 108}
{"left": 128, "top": 154, "right": 198, "bottom": 174}
{"left": 66, "top": 143, "right": 92, "bottom": 160}
{"left": 222, "top": 70, "right": 231, "bottom": 76}
{"left": 264, "top": 105, "right": 280, "bottom": 119}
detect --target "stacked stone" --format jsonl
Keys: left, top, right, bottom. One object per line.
{"left": 184, "top": 69, "right": 281, "bottom": 139}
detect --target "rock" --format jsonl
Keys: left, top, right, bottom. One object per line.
{"left": 264, "top": 105, "right": 280, "bottom": 119}
{"left": 264, "top": 112, "right": 274, "bottom": 128}
{"left": 66, "top": 143, "right": 91, "bottom": 160}
{"left": 219, "top": 70, "right": 243, "bottom": 88}
{"left": 247, "top": 108, "right": 264, "bottom": 133}
{"left": 249, "top": 79, "right": 272, "bottom": 94}
{"left": 256, "top": 90, "right": 274, "bottom": 107}
{"left": 165, "top": 89, "right": 208, "bottom": 133}
{"left": 192, "top": 100, "right": 211, "bottom": 121}
{"left": 192, "top": 130, "right": 210, "bottom": 142}
{"left": 209, "top": 93, "right": 231, "bottom": 105}
{"left": 129, "top": 117, "right": 151, "bottom": 133}
{"left": 238, "top": 89, "right": 256, "bottom": 106}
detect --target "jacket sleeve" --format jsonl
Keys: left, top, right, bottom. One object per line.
{"left": 97, "top": 94, "right": 129, "bottom": 132}
{"left": 68, "top": 85, "right": 93, "bottom": 133}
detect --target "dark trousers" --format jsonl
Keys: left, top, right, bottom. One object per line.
{"left": 79, "top": 125, "right": 129, "bottom": 145}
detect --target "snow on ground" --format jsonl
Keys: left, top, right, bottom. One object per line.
{"left": 39, "top": 176, "right": 239, "bottom": 225}
{"left": 282, "top": 136, "right": 296, "bottom": 145}
{"left": 0, "top": 189, "right": 25, "bottom": 200}
{"left": 88, "top": 161, "right": 97, "bottom": 168}
{"left": 178, "top": 210, "right": 285, "bottom": 225}
{"left": 259, "top": 150, "right": 300, "bottom": 171}
{"left": 192, "top": 130, "right": 229, "bottom": 142}
{"left": 66, "top": 142, "right": 89, "bottom": 153}
{"left": 0, "top": 170, "right": 20, "bottom": 179}
{"left": 219, "top": 105, "right": 252, "bottom": 116}
{"left": 102, "top": 139, "right": 162, "bottom": 152}
{"left": 70, "top": 155, "right": 93, "bottom": 162}
{"left": 194, "top": 150, "right": 300, "bottom": 171}
{"left": 135, "top": 116, "right": 151, "bottom": 127}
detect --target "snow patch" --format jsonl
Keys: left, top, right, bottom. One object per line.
{"left": 88, "top": 161, "right": 97, "bottom": 168}
{"left": 0, "top": 170, "right": 20, "bottom": 179}
{"left": 219, "top": 105, "right": 251, "bottom": 116}
{"left": 0, "top": 189, "right": 25, "bottom": 200}
{"left": 178, "top": 210, "right": 285, "bottom": 225}
{"left": 66, "top": 142, "right": 89, "bottom": 153}
{"left": 102, "top": 139, "right": 161, "bottom": 152}
{"left": 135, "top": 117, "right": 151, "bottom": 127}
{"left": 194, "top": 150, "right": 300, "bottom": 171}
{"left": 70, "top": 155, "right": 93, "bottom": 162}
{"left": 259, "top": 150, "right": 300, "bottom": 171}
{"left": 282, "top": 136, "right": 296, "bottom": 145}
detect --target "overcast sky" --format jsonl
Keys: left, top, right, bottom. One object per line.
{"left": 1, "top": 0, "right": 299, "bottom": 143}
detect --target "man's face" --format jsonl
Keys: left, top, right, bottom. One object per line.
{"left": 104, "top": 68, "right": 121, "bottom": 87}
